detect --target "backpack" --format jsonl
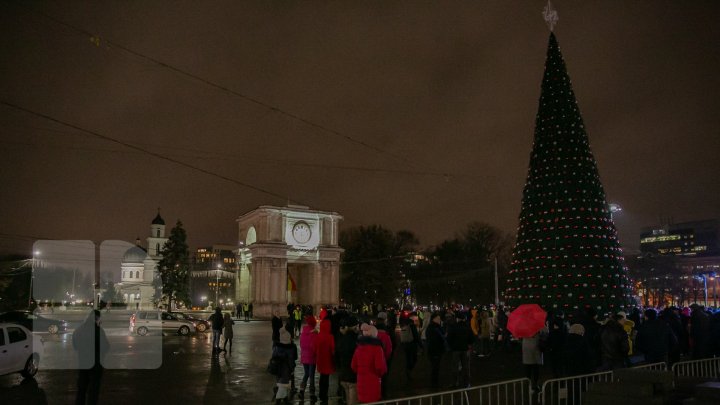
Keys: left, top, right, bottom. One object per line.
{"left": 400, "top": 324, "right": 413, "bottom": 343}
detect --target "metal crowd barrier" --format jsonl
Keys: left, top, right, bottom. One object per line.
{"left": 631, "top": 362, "right": 667, "bottom": 371}
{"left": 540, "top": 370, "right": 613, "bottom": 405}
{"left": 366, "top": 378, "right": 531, "bottom": 405}
{"left": 671, "top": 357, "right": 720, "bottom": 379}
{"left": 539, "top": 362, "right": 668, "bottom": 405}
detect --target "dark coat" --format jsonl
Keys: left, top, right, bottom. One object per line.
{"left": 446, "top": 321, "right": 473, "bottom": 352}
{"left": 426, "top": 322, "right": 446, "bottom": 356}
{"left": 563, "top": 334, "right": 594, "bottom": 375}
{"left": 635, "top": 319, "right": 677, "bottom": 363}
{"left": 336, "top": 330, "right": 358, "bottom": 383}
{"left": 600, "top": 321, "right": 629, "bottom": 365}
{"left": 271, "top": 315, "right": 282, "bottom": 343}
{"left": 273, "top": 342, "right": 298, "bottom": 384}
{"left": 209, "top": 311, "right": 224, "bottom": 331}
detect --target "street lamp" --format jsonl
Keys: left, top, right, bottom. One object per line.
{"left": 608, "top": 203, "right": 622, "bottom": 222}
{"left": 215, "top": 264, "right": 221, "bottom": 308}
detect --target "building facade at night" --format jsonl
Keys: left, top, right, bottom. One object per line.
{"left": 632, "top": 219, "right": 720, "bottom": 307}
{"left": 236, "top": 205, "right": 343, "bottom": 318}
{"left": 190, "top": 244, "right": 237, "bottom": 309}
{"left": 640, "top": 219, "right": 720, "bottom": 257}
{"left": 116, "top": 212, "right": 168, "bottom": 309}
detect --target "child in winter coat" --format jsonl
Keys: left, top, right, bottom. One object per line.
{"left": 299, "top": 315, "right": 318, "bottom": 401}
{"left": 352, "top": 323, "right": 387, "bottom": 403}
{"left": 273, "top": 328, "right": 298, "bottom": 404}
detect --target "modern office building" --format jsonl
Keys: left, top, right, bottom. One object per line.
{"left": 190, "top": 244, "right": 237, "bottom": 309}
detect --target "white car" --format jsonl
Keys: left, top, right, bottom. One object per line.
{"left": 0, "top": 323, "right": 43, "bottom": 378}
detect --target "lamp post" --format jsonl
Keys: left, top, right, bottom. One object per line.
{"left": 29, "top": 251, "right": 40, "bottom": 308}
{"left": 493, "top": 255, "right": 499, "bottom": 307}
{"left": 608, "top": 203, "right": 622, "bottom": 222}
{"left": 215, "top": 264, "right": 221, "bottom": 308}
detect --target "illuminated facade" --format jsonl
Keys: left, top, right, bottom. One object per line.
{"left": 117, "top": 212, "right": 168, "bottom": 309}
{"left": 632, "top": 219, "right": 720, "bottom": 307}
{"left": 190, "top": 245, "right": 237, "bottom": 309}
{"left": 640, "top": 219, "right": 720, "bottom": 257}
{"left": 236, "top": 205, "right": 343, "bottom": 318}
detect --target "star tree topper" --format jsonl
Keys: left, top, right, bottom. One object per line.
{"left": 543, "top": 0, "right": 559, "bottom": 31}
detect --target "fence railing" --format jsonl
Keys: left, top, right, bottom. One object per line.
{"left": 631, "top": 362, "right": 667, "bottom": 371}
{"left": 539, "top": 361, "right": 670, "bottom": 405}
{"left": 540, "top": 370, "right": 613, "bottom": 405}
{"left": 366, "top": 378, "right": 531, "bottom": 405}
{"left": 671, "top": 357, "right": 720, "bottom": 379}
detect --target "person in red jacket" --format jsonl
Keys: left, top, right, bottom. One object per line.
{"left": 314, "top": 318, "right": 335, "bottom": 403}
{"left": 352, "top": 323, "right": 387, "bottom": 403}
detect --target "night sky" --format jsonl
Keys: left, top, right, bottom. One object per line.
{"left": 1, "top": 1, "right": 719, "bottom": 257}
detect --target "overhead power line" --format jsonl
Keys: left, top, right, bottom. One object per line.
{"left": 10, "top": 1, "right": 420, "bottom": 168}
{"left": 0, "top": 101, "right": 302, "bottom": 204}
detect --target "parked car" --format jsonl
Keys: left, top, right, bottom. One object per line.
{"left": 0, "top": 311, "right": 67, "bottom": 334}
{"left": 0, "top": 323, "right": 43, "bottom": 378}
{"left": 170, "top": 312, "right": 210, "bottom": 333}
{"left": 129, "top": 311, "right": 195, "bottom": 336}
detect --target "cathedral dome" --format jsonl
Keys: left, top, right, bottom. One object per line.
{"left": 122, "top": 246, "right": 147, "bottom": 264}
{"left": 152, "top": 212, "right": 165, "bottom": 225}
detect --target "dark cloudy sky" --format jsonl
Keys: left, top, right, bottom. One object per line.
{"left": 1, "top": 1, "right": 719, "bottom": 256}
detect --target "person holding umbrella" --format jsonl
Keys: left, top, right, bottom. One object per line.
{"left": 507, "top": 304, "right": 548, "bottom": 392}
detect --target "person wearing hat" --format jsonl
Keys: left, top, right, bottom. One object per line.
{"left": 352, "top": 323, "right": 387, "bottom": 403}
{"left": 299, "top": 316, "right": 318, "bottom": 401}
{"left": 636, "top": 309, "right": 677, "bottom": 364}
{"left": 273, "top": 327, "right": 298, "bottom": 404}
{"left": 337, "top": 316, "right": 360, "bottom": 405}
{"left": 562, "top": 323, "right": 593, "bottom": 376}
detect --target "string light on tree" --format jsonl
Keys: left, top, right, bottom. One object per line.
{"left": 505, "top": 6, "right": 634, "bottom": 312}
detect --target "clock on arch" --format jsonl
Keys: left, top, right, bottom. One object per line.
{"left": 292, "top": 221, "right": 312, "bottom": 244}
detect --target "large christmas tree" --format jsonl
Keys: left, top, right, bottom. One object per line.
{"left": 505, "top": 32, "right": 634, "bottom": 313}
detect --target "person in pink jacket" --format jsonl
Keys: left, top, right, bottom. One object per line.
{"left": 299, "top": 315, "right": 318, "bottom": 401}
{"left": 352, "top": 323, "right": 387, "bottom": 403}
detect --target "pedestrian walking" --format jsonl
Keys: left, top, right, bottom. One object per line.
{"left": 352, "top": 324, "right": 387, "bottom": 404}
{"left": 73, "top": 310, "right": 109, "bottom": 405}
{"left": 222, "top": 312, "right": 234, "bottom": 353}
{"left": 315, "top": 318, "right": 336, "bottom": 404}
{"left": 299, "top": 316, "right": 318, "bottom": 401}
{"left": 209, "top": 307, "right": 224, "bottom": 354}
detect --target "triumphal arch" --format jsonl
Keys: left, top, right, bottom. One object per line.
{"left": 235, "top": 205, "right": 343, "bottom": 318}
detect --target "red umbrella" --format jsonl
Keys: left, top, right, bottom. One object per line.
{"left": 507, "top": 304, "right": 547, "bottom": 338}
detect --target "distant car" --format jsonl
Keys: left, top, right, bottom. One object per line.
{"left": 0, "top": 323, "right": 43, "bottom": 378}
{"left": 129, "top": 311, "right": 195, "bottom": 336}
{"left": 170, "top": 312, "right": 209, "bottom": 333}
{"left": 0, "top": 311, "right": 67, "bottom": 334}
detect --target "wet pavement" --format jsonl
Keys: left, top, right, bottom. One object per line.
{"left": 0, "top": 313, "right": 534, "bottom": 404}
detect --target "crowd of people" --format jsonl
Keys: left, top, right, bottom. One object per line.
{"left": 263, "top": 302, "right": 720, "bottom": 404}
